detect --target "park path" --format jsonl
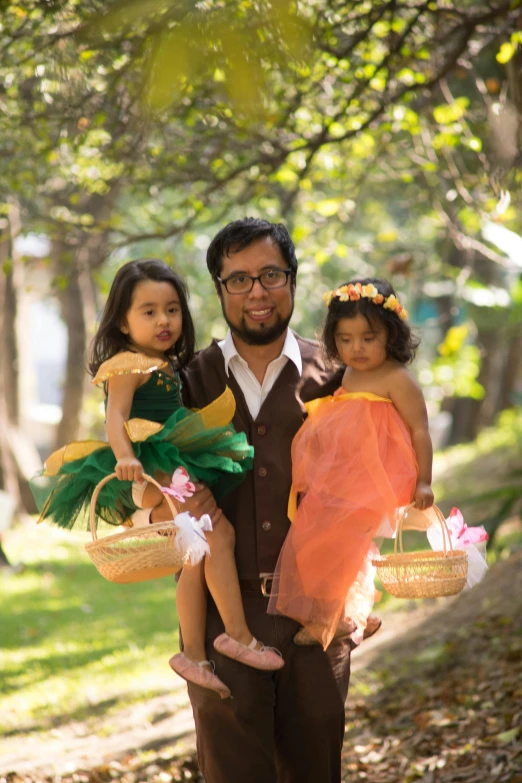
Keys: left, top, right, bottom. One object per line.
{"left": 0, "top": 682, "right": 195, "bottom": 776}
{"left": 0, "top": 596, "right": 453, "bottom": 777}
{"left": 2, "top": 551, "right": 521, "bottom": 781}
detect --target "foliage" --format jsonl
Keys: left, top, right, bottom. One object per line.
{"left": 1, "top": 0, "right": 522, "bottom": 448}
{"left": 1, "top": 0, "right": 520, "bottom": 253}
{"left": 431, "top": 325, "right": 484, "bottom": 400}
{"left": 433, "top": 407, "right": 522, "bottom": 537}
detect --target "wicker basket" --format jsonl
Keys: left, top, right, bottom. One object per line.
{"left": 85, "top": 473, "right": 186, "bottom": 584}
{"left": 372, "top": 504, "right": 468, "bottom": 599}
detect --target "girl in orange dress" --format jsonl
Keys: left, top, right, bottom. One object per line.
{"left": 268, "top": 278, "right": 434, "bottom": 649}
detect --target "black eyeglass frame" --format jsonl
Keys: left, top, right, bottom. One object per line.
{"left": 217, "top": 268, "right": 293, "bottom": 295}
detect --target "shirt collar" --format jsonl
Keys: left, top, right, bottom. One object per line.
{"left": 219, "top": 328, "right": 303, "bottom": 377}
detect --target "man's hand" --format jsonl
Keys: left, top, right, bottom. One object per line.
{"left": 115, "top": 456, "right": 144, "bottom": 482}
{"left": 182, "top": 483, "right": 221, "bottom": 523}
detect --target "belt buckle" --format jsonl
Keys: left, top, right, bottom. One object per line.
{"left": 260, "top": 573, "right": 274, "bottom": 598}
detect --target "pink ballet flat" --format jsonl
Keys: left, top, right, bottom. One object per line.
{"left": 213, "top": 633, "right": 284, "bottom": 671}
{"left": 169, "top": 653, "right": 231, "bottom": 699}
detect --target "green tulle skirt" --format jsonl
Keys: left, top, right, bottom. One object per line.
{"left": 32, "top": 406, "right": 253, "bottom": 530}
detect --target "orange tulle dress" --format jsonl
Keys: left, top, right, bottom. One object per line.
{"left": 267, "top": 390, "right": 418, "bottom": 648}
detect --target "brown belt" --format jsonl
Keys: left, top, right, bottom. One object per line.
{"left": 239, "top": 574, "right": 274, "bottom": 597}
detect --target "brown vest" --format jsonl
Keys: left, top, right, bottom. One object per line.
{"left": 181, "top": 334, "right": 343, "bottom": 579}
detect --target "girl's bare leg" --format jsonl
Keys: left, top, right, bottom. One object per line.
{"left": 138, "top": 479, "right": 209, "bottom": 660}
{"left": 203, "top": 517, "right": 256, "bottom": 648}
{"left": 140, "top": 473, "right": 172, "bottom": 515}
{"left": 170, "top": 523, "right": 232, "bottom": 698}
{"left": 176, "top": 561, "right": 208, "bottom": 662}
{"left": 148, "top": 490, "right": 257, "bottom": 649}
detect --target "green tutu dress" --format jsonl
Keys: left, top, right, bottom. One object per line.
{"left": 32, "top": 351, "right": 253, "bottom": 530}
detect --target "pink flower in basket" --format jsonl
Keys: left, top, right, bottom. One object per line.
{"left": 427, "top": 507, "right": 489, "bottom": 589}
{"left": 446, "top": 507, "right": 488, "bottom": 547}
{"left": 161, "top": 467, "right": 196, "bottom": 503}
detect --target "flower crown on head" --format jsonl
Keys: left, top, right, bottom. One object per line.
{"left": 322, "top": 282, "right": 408, "bottom": 321}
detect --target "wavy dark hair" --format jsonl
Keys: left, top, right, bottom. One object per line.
{"left": 89, "top": 259, "right": 195, "bottom": 376}
{"left": 322, "top": 277, "right": 419, "bottom": 365}
{"left": 206, "top": 216, "right": 298, "bottom": 281}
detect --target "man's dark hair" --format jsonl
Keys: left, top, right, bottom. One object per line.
{"left": 323, "top": 277, "right": 419, "bottom": 365}
{"left": 206, "top": 217, "right": 298, "bottom": 280}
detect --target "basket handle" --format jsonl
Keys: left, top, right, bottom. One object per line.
{"left": 89, "top": 472, "right": 181, "bottom": 542}
{"left": 394, "top": 503, "right": 453, "bottom": 555}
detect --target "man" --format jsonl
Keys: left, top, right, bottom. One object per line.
{"left": 180, "top": 217, "right": 352, "bottom": 783}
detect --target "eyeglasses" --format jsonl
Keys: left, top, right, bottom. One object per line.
{"left": 217, "top": 269, "right": 292, "bottom": 295}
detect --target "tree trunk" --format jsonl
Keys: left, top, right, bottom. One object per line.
{"left": 54, "top": 253, "right": 88, "bottom": 447}
{"left": 0, "top": 224, "right": 22, "bottom": 521}
{"left": 495, "top": 327, "right": 522, "bottom": 414}
{"left": 53, "top": 224, "right": 111, "bottom": 448}
{"left": 445, "top": 315, "right": 504, "bottom": 444}
{"left": 438, "top": 245, "right": 476, "bottom": 445}
{"left": 3, "top": 206, "right": 21, "bottom": 426}
{"left": 0, "top": 202, "right": 39, "bottom": 514}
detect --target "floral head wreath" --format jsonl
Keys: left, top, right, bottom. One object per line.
{"left": 322, "top": 282, "right": 408, "bottom": 321}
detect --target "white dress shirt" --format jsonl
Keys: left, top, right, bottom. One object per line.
{"left": 218, "top": 329, "right": 303, "bottom": 420}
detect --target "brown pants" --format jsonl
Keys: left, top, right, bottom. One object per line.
{"left": 186, "top": 590, "right": 352, "bottom": 783}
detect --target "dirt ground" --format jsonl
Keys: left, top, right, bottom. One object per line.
{"left": 1, "top": 551, "right": 521, "bottom": 781}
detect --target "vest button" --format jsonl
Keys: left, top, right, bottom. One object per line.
{"left": 257, "top": 424, "right": 267, "bottom": 435}
{"left": 258, "top": 467, "right": 268, "bottom": 477}
{"left": 261, "top": 520, "right": 272, "bottom": 531}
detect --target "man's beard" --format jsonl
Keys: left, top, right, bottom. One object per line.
{"left": 223, "top": 303, "right": 294, "bottom": 346}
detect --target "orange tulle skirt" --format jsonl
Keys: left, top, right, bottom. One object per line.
{"left": 267, "top": 391, "right": 418, "bottom": 648}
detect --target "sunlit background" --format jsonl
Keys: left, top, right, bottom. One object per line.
{"left": 1, "top": 1, "right": 522, "bottom": 777}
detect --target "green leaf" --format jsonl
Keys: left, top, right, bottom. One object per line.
{"left": 433, "top": 100, "right": 467, "bottom": 125}
{"left": 415, "top": 643, "right": 449, "bottom": 663}
{"left": 466, "top": 137, "right": 482, "bottom": 152}
{"left": 495, "top": 728, "right": 519, "bottom": 744}
{"left": 496, "top": 42, "right": 515, "bottom": 64}
{"left": 316, "top": 199, "right": 341, "bottom": 217}
{"left": 438, "top": 325, "right": 469, "bottom": 357}
{"left": 328, "top": 122, "right": 346, "bottom": 138}
{"left": 377, "top": 230, "right": 398, "bottom": 242}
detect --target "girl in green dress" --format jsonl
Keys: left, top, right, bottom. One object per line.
{"left": 35, "top": 259, "right": 284, "bottom": 698}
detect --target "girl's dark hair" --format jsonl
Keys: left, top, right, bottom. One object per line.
{"left": 206, "top": 217, "right": 298, "bottom": 280}
{"left": 322, "top": 277, "right": 419, "bottom": 365}
{"left": 89, "top": 259, "right": 196, "bottom": 376}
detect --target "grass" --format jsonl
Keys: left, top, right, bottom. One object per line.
{"left": 0, "top": 523, "right": 180, "bottom": 735}
{"left": 432, "top": 408, "right": 522, "bottom": 529}
{"left": 2, "top": 409, "right": 522, "bottom": 738}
